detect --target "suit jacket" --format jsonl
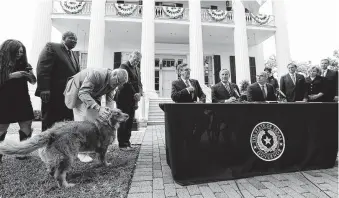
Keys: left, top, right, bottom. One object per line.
{"left": 247, "top": 82, "right": 277, "bottom": 102}
{"left": 35, "top": 42, "right": 80, "bottom": 96}
{"left": 171, "top": 78, "right": 206, "bottom": 103}
{"left": 115, "top": 61, "right": 143, "bottom": 106}
{"left": 280, "top": 73, "right": 305, "bottom": 102}
{"left": 304, "top": 75, "right": 326, "bottom": 102}
{"left": 211, "top": 82, "right": 240, "bottom": 103}
{"left": 323, "top": 69, "right": 338, "bottom": 101}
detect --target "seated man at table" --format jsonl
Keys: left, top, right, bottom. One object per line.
{"left": 171, "top": 63, "right": 206, "bottom": 103}
{"left": 247, "top": 72, "right": 277, "bottom": 102}
{"left": 211, "top": 69, "right": 240, "bottom": 103}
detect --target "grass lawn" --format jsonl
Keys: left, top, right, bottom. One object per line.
{"left": 0, "top": 145, "right": 140, "bottom": 198}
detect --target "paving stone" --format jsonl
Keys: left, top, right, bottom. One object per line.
{"left": 239, "top": 182, "right": 264, "bottom": 197}
{"left": 187, "top": 185, "right": 201, "bottom": 196}
{"left": 153, "top": 169, "right": 163, "bottom": 178}
{"left": 132, "top": 176, "right": 153, "bottom": 182}
{"left": 323, "top": 190, "right": 338, "bottom": 198}
{"left": 164, "top": 184, "right": 177, "bottom": 197}
{"left": 300, "top": 185, "right": 329, "bottom": 198}
{"left": 259, "top": 189, "right": 279, "bottom": 198}
{"left": 280, "top": 187, "right": 307, "bottom": 198}
{"left": 207, "top": 182, "right": 224, "bottom": 193}
{"left": 127, "top": 193, "right": 152, "bottom": 198}
{"left": 163, "top": 176, "right": 174, "bottom": 184}
{"left": 214, "top": 192, "right": 229, "bottom": 198}
{"left": 129, "top": 186, "right": 153, "bottom": 193}
{"left": 176, "top": 189, "right": 191, "bottom": 198}
{"left": 240, "top": 189, "right": 255, "bottom": 198}
{"left": 301, "top": 192, "right": 319, "bottom": 198}
{"left": 191, "top": 195, "right": 204, "bottom": 198}
{"left": 247, "top": 178, "right": 267, "bottom": 190}
{"left": 261, "top": 181, "right": 287, "bottom": 195}
{"left": 153, "top": 189, "right": 165, "bottom": 198}
{"left": 153, "top": 178, "right": 164, "bottom": 190}
{"left": 198, "top": 186, "right": 216, "bottom": 198}
{"left": 131, "top": 181, "right": 152, "bottom": 188}
{"left": 220, "top": 185, "right": 242, "bottom": 198}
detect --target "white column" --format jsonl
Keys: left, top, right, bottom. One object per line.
{"left": 86, "top": 0, "right": 106, "bottom": 68}
{"left": 189, "top": 0, "right": 204, "bottom": 84}
{"left": 253, "top": 43, "right": 265, "bottom": 74}
{"left": 272, "top": 0, "right": 291, "bottom": 78}
{"left": 140, "top": 0, "right": 156, "bottom": 96}
{"left": 233, "top": 1, "right": 250, "bottom": 85}
{"left": 29, "top": 0, "right": 53, "bottom": 111}
{"left": 30, "top": 0, "right": 52, "bottom": 70}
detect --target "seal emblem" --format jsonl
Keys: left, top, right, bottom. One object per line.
{"left": 250, "top": 122, "right": 285, "bottom": 161}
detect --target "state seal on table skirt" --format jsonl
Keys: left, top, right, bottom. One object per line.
{"left": 250, "top": 122, "right": 285, "bottom": 162}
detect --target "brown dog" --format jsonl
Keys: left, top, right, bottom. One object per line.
{"left": 0, "top": 108, "right": 128, "bottom": 188}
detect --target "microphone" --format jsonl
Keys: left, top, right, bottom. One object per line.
{"left": 276, "top": 89, "right": 286, "bottom": 98}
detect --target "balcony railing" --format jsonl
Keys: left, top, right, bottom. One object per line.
{"left": 106, "top": 3, "right": 142, "bottom": 18}
{"left": 52, "top": 0, "right": 92, "bottom": 15}
{"left": 201, "top": 9, "right": 233, "bottom": 24}
{"left": 155, "top": 6, "right": 189, "bottom": 21}
{"left": 245, "top": 13, "right": 275, "bottom": 27}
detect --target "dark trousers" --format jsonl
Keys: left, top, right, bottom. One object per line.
{"left": 117, "top": 104, "right": 135, "bottom": 147}
{"left": 41, "top": 91, "right": 73, "bottom": 131}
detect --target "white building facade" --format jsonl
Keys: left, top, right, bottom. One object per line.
{"left": 30, "top": 0, "right": 291, "bottom": 124}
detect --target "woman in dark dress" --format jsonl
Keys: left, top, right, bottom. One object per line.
{"left": 303, "top": 66, "right": 326, "bottom": 102}
{"left": 0, "top": 39, "right": 36, "bottom": 162}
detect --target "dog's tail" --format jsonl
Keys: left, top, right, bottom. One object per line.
{"left": 0, "top": 132, "right": 51, "bottom": 155}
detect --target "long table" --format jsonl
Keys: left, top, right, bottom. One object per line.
{"left": 160, "top": 103, "right": 338, "bottom": 186}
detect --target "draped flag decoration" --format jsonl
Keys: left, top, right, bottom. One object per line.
{"left": 162, "top": 6, "right": 185, "bottom": 19}
{"left": 114, "top": 3, "right": 138, "bottom": 17}
{"left": 60, "top": 0, "right": 86, "bottom": 14}
{"left": 207, "top": 9, "right": 228, "bottom": 21}
{"left": 250, "top": 13, "right": 272, "bottom": 25}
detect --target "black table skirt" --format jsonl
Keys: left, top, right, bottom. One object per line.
{"left": 160, "top": 103, "right": 338, "bottom": 185}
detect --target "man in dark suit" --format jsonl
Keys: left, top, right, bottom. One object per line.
{"left": 320, "top": 59, "right": 338, "bottom": 102}
{"left": 115, "top": 51, "right": 143, "bottom": 150}
{"left": 280, "top": 63, "right": 306, "bottom": 102}
{"left": 247, "top": 72, "right": 277, "bottom": 102}
{"left": 211, "top": 69, "right": 240, "bottom": 103}
{"left": 171, "top": 63, "right": 206, "bottom": 103}
{"left": 35, "top": 31, "right": 80, "bottom": 131}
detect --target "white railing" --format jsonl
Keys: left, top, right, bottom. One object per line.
{"left": 52, "top": 0, "right": 92, "bottom": 15}
{"left": 201, "top": 9, "right": 234, "bottom": 24}
{"left": 245, "top": 13, "right": 275, "bottom": 27}
{"left": 105, "top": 3, "right": 143, "bottom": 18}
{"left": 154, "top": 6, "right": 189, "bottom": 21}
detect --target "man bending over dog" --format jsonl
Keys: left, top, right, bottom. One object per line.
{"left": 64, "top": 68, "right": 128, "bottom": 162}
{"left": 0, "top": 68, "right": 130, "bottom": 188}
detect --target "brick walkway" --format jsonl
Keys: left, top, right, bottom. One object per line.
{"left": 128, "top": 125, "right": 338, "bottom": 198}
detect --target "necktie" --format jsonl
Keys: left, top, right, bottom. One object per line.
{"left": 261, "top": 85, "right": 267, "bottom": 99}
{"left": 185, "top": 80, "right": 194, "bottom": 99}
{"left": 291, "top": 74, "right": 296, "bottom": 85}
{"left": 68, "top": 50, "right": 78, "bottom": 71}
{"left": 322, "top": 70, "right": 326, "bottom": 77}
{"left": 224, "top": 83, "right": 231, "bottom": 94}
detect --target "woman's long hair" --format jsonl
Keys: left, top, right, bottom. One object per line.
{"left": 0, "top": 39, "right": 28, "bottom": 85}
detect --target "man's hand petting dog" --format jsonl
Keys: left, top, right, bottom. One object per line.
{"left": 98, "top": 107, "right": 112, "bottom": 122}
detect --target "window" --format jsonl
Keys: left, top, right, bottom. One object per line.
{"left": 210, "top": 5, "right": 218, "bottom": 10}
{"left": 162, "top": 59, "right": 175, "bottom": 67}
{"left": 155, "top": 70, "right": 160, "bottom": 91}
{"left": 155, "top": 58, "right": 160, "bottom": 67}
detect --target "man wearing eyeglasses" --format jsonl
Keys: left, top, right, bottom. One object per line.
{"left": 247, "top": 72, "right": 277, "bottom": 102}
{"left": 171, "top": 63, "right": 206, "bottom": 103}
{"left": 114, "top": 51, "right": 143, "bottom": 151}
